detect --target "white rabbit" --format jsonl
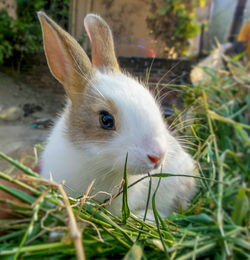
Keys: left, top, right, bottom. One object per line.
{"left": 38, "top": 12, "right": 197, "bottom": 220}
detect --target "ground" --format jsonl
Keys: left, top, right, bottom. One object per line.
{"left": 0, "top": 72, "right": 64, "bottom": 171}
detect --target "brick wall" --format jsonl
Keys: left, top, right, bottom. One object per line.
{"left": 21, "top": 55, "right": 195, "bottom": 88}
{"left": 118, "top": 57, "right": 195, "bottom": 85}
{"left": 20, "top": 55, "right": 196, "bottom": 115}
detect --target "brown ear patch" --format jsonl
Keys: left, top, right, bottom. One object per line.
{"left": 65, "top": 88, "right": 119, "bottom": 145}
{"left": 84, "top": 14, "right": 120, "bottom": 72}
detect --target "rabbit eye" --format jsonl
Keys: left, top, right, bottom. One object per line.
{"left": 99, "top": 110, "right": 115, "bottom": 130}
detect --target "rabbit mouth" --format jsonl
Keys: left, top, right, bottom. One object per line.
{"left": 127, "top": 164, "right": 158, "bottom": 175}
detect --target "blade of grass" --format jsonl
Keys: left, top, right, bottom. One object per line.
{"left": 14, "top": 201, "right": 42, "bottom": 259}
{"left": 0, "top": 152, "right": 40, "bottom": 177}
{"left": 152, "top": 177, "right": 169, "bottom": 259}
{"left": 0, "top": 171, "right": 40, "bottom": 195}
{"left": 122, "top": 153, "right": 130, "bottom": 224}
{"left": 176, "top": 242, "right": 216, "bottom": 260}
{"left": 0, "top": 242, "right": 68, "bottom": 256}
{"left": 101, "top": 226, "right": 130, "bottom": 249}
{"left": 136, "top": 173, "right": 152, "bottom": 240}
{"left": 0, "top": 183, "right": 36, "bottom": 204}
{"left": 203, "top": 91, "right": 231, "bottom": 257}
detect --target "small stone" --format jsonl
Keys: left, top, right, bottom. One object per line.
{"left": 0, "top": 107, "right": 22, "bottom": 121}
{"left": 23, "top": 103, "right": 43, "bottom": 117}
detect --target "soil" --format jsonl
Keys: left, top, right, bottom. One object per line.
{"left": 0, "top": 72, "right": 65, "bottom": 171}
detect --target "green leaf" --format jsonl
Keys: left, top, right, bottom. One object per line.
{"left": 232, "top": 188, "right": 249, "bottom": 225}
{"left": 230, "top": 237, "right": 250, "bottom": 251}
{"left": 122, "top": 153, "right": 130, "bottom": 224}
{"left": 186, "top": 213, "right": 214, "bottom": 224}
{"left": 0, "top": 183, "right": 36, "bottom": 204}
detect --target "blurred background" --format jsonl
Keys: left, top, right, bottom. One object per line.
{"left": 1, "top": 1, "right": 250, "bottom": 60}
{"left": 0, "top": 0, "right": 249, "bottom": 168}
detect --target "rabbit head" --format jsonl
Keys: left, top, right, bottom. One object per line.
{"left": 38, "top": 12, "right": 173, "bottom": 177}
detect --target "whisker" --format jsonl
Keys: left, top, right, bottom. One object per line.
{"left": 178, "top": 140, "right": 198, "bottom": 147}
{"left": 180, "top": 145, "right": 197, "bottom": 151}
{"left": 156, "top": 60, "right": 182, "bottom": 87}
{"left": 151, "top": 61, "right": 182, "bottom": 100}
{"left": 168, "top": 106, "right": 194, "bottom": 130}
{"left": 174, "top": 123, "right": 204, "bottom": 132}
{"left": 156, "top": 89, "right": 180, "bottom": 104}
{"left": 169, "top": 118, "right": 200, "bottom": 131}
{"left": 164, "top": 72, "right": 185, "bottom": 86}
{"left": 171, "top": 117, "right": 200, "bottom": 126}
{"left": 177, "top": 135, "right": 196, "bottom": 139}
{"left": 146, "top": 57, "right": 155, "bottom": 86}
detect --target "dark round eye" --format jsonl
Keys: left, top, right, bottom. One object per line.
{"left": 99, "top": 110, "right": 115, "bottom": 130}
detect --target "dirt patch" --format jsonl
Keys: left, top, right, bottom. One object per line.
{"left": 0, "top": 72, "right": 65, "bottom": 171}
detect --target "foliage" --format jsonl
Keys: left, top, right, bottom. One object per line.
{"left": 147, "top": 0, "right": 203, "bottom": 57}
{"left": 0, "top": 0, "right": 70, "bottom": 71}
{"left": 0, "top": 58, "right": 249, "bottom": 259}
{"left": 0, "top": 10, "right": 14, "bottom": 64}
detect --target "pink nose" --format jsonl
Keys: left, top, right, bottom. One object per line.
{"left": 147, "top": 155, "right": 161, "bottom": 164}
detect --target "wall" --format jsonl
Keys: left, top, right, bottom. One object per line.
{"left": 19, "top": 54, "right": 195, "bottom": 95}
{"left": 119, "top": 57, "right": 194, "bottom": 85}
{"left": 70, "top": 0, "right": 165, "bottom": 57}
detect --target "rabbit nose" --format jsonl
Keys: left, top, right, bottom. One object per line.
{"left": 147, "top": 155, "right": 161, "bottom": 164}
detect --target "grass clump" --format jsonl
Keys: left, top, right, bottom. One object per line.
{"left": 0, "top": 58, "right": 249, "bottom": 259}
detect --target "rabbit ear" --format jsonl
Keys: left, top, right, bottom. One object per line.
{"left": 84, "top": 14, "right": 120, "bottom": 72}
{"left": 38, "top": 11, "right": 93, "bottom": 104}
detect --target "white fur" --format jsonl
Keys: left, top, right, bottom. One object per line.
{"left": 41, "top": 71, "right": 196, "bottom": 220}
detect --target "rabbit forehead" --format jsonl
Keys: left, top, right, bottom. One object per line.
{"left": 95, "top": 72, "right": 165, "bottom": 134}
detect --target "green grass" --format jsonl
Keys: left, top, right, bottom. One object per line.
{"left": 0, "top": 57, "right": 249, "bottom": 259}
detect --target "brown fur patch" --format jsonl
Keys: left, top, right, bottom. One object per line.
{"left": 66, "top": 87, "right": 119, "bottom": 146}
